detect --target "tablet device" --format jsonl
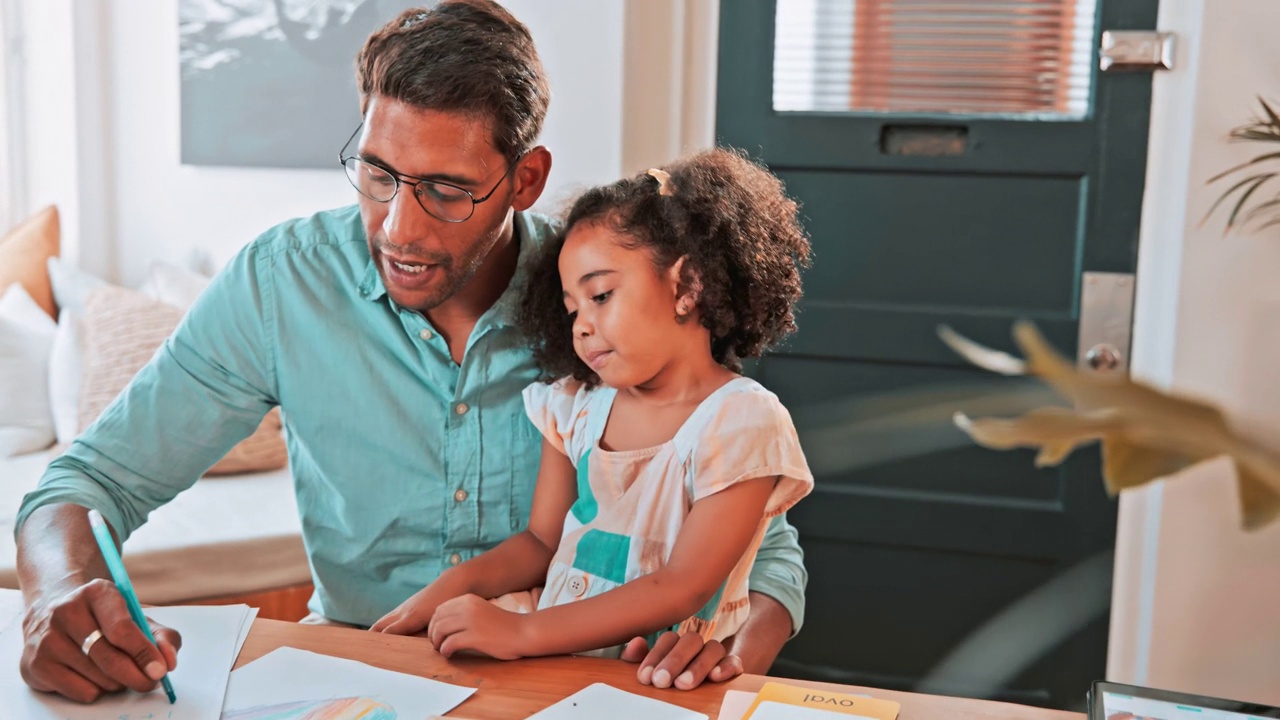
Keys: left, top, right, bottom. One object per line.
{"left": 1091, "top": 681, "right": 1280, "bottom": 720}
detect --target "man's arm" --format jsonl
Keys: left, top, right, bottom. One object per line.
{"left": 623, "top": 512, "right": 808, "bottom": 689}
{"left": 16, "top": 242, "right": 279, "bottom": 703}
{"left": 745, "top": 512, "right": 808, "bottom": 639}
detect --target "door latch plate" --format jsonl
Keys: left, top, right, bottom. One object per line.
{"left": 1100, "top": 31, "right": 1174, "bottom": 73}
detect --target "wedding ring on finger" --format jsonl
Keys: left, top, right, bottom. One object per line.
{"left": 80, "top": 629, "right": 104, "bottom": 655}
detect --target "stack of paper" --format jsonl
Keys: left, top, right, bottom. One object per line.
{"left": 0, "top": 602, "right": 257, "bottom": 720}
{"left": 220, "top": 646, "right": 476, "bottom": 718}
{"left": 0, "top": 588, "right": 477, "bottom": 720}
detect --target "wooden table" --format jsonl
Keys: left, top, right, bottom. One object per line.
{"left": 236, "top": 619, "right": 1085, "bottom": 720}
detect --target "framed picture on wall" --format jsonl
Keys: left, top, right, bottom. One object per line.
{"left": 179, "top": 0, "right": 430, "bottom": 169}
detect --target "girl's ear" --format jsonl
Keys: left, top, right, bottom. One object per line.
{"left": 669, "top": 256, "right": 702, "bottom": 321}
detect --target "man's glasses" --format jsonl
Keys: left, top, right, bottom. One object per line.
{"left": 338, "top": 123, "right": 520, "bottom": 223}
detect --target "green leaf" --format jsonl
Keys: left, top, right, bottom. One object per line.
{"left": 1259, "top": 96, "right": 1280, "bottom": 129}
{"left": 1231, "top": 128, "right": 1280, "bottom": 143}
{"left": 1203, "top": 172, "right": 1275, "bottom": 229}
{"left": 1228, "top": 175, "right": 1272, "bottom": 230}
{"left": 1207, "top": 151, "right": 1280, "bottom": 184}
{"left": 1240, "top": 195, "right": 1280, "bottom": 227}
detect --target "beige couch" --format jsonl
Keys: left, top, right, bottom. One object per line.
{"left": 0, "top": 448, "right": 309, "bottom": 605}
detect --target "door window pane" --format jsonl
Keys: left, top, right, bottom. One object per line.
{"left": 773, "top": 0, "right": 1098, "bottom": 118}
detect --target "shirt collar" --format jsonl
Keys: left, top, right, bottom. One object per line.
{"left": 358, "top": 211, "right": 550, "bottom": 330}
{"left": 483, "top": 212, "right": 546, "bottom": 330}
{"left": 358, "top": 258, "right": 388, "bottom": 303}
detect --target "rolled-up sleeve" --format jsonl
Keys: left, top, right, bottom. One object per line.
{"left": 747, "top": 512, "right": 808, "bottom": 636}
{"left": 15, "top": 241, "right": 279, "bottom": 541}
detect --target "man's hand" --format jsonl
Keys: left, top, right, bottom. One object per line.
{"left": 427, "top": 594, "right": 529, "bottom": 660}
{"left": 620, "top": 632, "right": 744, "bottom": 690}
{"left": 621, "top": 591, "right": 793, "bottom": 690}
{"left": 20, "top": 579, "right": 181, "bottom": 704}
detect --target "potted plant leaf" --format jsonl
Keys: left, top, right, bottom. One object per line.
{"left": 1206, "top": 96, "right": 1280, "bottom": 234}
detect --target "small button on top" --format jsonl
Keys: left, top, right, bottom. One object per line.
{"left": 454, "top": 402, "right": 469, "bottom": 415}
{"left": 419, "top": 328, "right": 433, "bottom": 340}
{"left": 454, "top": 488, "right": 468, "bottom": 502}
{"left": 567, "top": 575, "right": 588, "bottom": 597}
{"left": 448, "top": 553, "right": 462, "bottom": 566}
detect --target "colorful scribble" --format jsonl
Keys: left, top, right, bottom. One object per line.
{"left": 221, "top": 696, "right": 396, "bottom": 720}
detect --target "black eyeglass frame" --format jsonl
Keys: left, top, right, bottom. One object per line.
{"left": 338, "top": 122, "right": 523, "bottom": 223}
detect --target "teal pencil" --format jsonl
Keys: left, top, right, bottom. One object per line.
{"left": 86, "top": 509, "right": 177, "bottom": 704}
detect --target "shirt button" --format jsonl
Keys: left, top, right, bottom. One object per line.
{"left": 454, "top": 402, "right": 469, "bottom": 415}
{"left": 448, "top": 553, "right": 462, "bottom": 566}
{"left": 567, "top": 575, "right": 588, "bottom": 597}
{"left": 454, "top": 488, "right": 468, "bottom": 502}
{"left": 419, "top": 328, "right": 433, "bottom": 340}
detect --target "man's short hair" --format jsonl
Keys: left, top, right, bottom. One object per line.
{"left": 356, "top": 1, "right": 550, "bottom": 161}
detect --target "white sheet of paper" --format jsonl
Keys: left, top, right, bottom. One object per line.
{"left": 0, "top": 588, "right": 23, "bottom": 633}
{"left": 0, "top": 604, "right": 252, "bottom": 720}
{"left": 527, "top": 683, "right": 708, "bottom": 720}
{"left": 232, "top": 606, "right": 258, "bottom": 659}
{"left": 220, "top": 646, "right": 475, "bottom": 719}
{"left": 717, "top": 690, "right": 758, "bottom": 720}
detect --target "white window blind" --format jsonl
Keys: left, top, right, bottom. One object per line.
{"left": 773, "top": 0, "right": 1098, "bottom": 118}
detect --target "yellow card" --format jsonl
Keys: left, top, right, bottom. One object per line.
{"left": 743, "top": 682, "right": 901, "bottom": 720}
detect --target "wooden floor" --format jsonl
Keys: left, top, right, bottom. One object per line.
{"left": 183, "top": 583, "right": 313, "bottom": 621}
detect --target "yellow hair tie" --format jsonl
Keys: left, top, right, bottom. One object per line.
{"left": 646, "top": 168, "right": 674, "bottom": 196}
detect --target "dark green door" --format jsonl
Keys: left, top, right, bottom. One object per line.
{"left": 718, "top": 0, "right": 1158, "bottom": 710}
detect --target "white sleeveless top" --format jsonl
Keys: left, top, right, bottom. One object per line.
{"left": 522, "top": 376, "right": 813, "bottom": 657}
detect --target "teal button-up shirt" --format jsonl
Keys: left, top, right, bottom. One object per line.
{"left": 18, "top": 205, "right": 808, "bottom": 628}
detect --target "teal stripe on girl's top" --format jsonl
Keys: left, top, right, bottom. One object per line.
{"left": 570, "top": 449, "right": 598, "bottom": 524}
{"left": 571, "top": 529, "right": 631, "bottom": 585}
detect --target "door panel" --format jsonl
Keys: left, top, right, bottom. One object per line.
{"left": 780, "top": 170, "right": 1085, "bottom": 314}
{"left": 718, "top": 0, "right": 1158, "bottom": 709}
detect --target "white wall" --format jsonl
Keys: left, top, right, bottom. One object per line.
{"left": 17, "top": 0, "right": 624, "bottom": 285}
{"left": 620, "top": 0, "right": 717, "bottom": 175}
{"left": 0, "top": 0, "right": 16, "bottom": 231}
{"left": 13, "top": 0, "right": 81, "bottom": 259}
{"left": 1116, "top": 0, "right": 1280, "bottom": 704}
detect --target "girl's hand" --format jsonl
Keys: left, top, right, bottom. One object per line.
{"left": 428, "top": 594, "right": 531, "bottom": 660}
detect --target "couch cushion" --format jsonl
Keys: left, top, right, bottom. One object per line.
{"left": 78, "top": 285, "right": 287, "bottom": 475}
{"left": 0, "top": 449, "right": 308, "bottom": 603}
{"left": 0, "top": 206, "right": 60, "bottom": 319}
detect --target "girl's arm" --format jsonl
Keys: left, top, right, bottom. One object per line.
{"left": 430, "top": 475, "right": 777, "bottom": 656}
{"left": 372, "top": 438, "right": 576, "bottom": 634}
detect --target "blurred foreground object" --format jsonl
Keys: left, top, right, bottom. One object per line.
{"left": 940, "top": 322, "right": 1280, "bottom": 530}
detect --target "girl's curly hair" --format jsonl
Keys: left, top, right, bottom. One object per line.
{"left": 517, "top": 147, "right": 812, "bottom": 386}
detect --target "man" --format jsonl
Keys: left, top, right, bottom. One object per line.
{"left": 15, "top": 0, "right": 807, "bottom": 704}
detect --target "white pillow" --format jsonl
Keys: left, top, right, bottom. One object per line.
{"left": 39, "top": 259, "right": 210, "bottom": 448}
{"left": 47, "top": 308, "right": 83, "bottom": 446}
{"left": 46, "top": 256, "right": 106, "bottom": 315}
{"left": 147, "top": 261, "right": 211, "bottom": 312}
{"left": 0, "top": 284, "right": 56, "bottom": 456}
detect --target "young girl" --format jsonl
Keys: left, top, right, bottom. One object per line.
{"left": 373, "top": 148, "right": 814, "bottom": 661}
